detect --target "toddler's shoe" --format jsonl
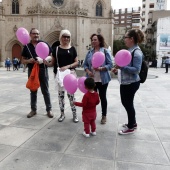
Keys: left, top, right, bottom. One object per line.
{"left": 90, "top": 132, "right": 96, "bottom": 136}
{"left": 83, "top": 132, "right": 90, "bottom": 138}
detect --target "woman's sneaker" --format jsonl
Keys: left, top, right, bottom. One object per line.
{"left": 83, "top": 132, "right": 90, "bottom": 138}
{"left": 122, "top": 123, "right": 137, "bottom": 129}
{"left": 119, "top": 127, "right": 134, "bottom": 135}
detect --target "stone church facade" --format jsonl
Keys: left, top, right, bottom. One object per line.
{"left": 0, "top": 0, "right": 113, "bottom": 66}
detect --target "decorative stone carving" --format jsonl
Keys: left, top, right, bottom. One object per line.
{"left": 13, "top": 25, "right": 18, "bottom": 33}
{"left": 26, "top": 3, "right": 88, "bottom": 16}
{"left": 97, "top": 28, "right": 101, "bottom": 34}
{"left": 53, "top": 17, "right": 63, "bottom": 31}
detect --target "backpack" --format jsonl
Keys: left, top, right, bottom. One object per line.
{"left": 131, "top": 49, "right": 148, "bottom": 83}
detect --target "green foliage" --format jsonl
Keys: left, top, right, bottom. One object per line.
{"left": 113, "top": 39, "right": 150, "bottom": 60}
{"left": 113, "top": 39, "right": 127, "bottom": 55}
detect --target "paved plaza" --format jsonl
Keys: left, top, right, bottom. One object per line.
{"left": 0, "top": 67, "right": 170, "bottom": 170}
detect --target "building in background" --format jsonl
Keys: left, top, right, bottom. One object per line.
{"left": 0, "top": 0, "right": 114, "bottom": 66}
{"left": 113, "top": 7, "right": 142, "bottom": 40}
{"left": 145, "top": 10, "right": 170, "bottom": 67}
{"left": 142, "top": 0, "right": 167, "bottom": 31}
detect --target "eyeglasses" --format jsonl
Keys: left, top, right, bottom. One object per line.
{"left": 123, "top": 36, "right": 130, "bottom": 39}
{"left": 31, "top": 33, "right": 39, "bottom": 35}
{"left": 62, "top": 35, "right": 70, "bottom": 39}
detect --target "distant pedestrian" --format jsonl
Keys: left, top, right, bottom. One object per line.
{"left": 5, "top": 58, "right": 11, "bottom": 71}
{"left": 74, "top": 78, "right": 100, "bottom": 137}
{"left": 165, "top": 57, "right": 170, "bottom": 73}
{"left": 13, "top": 57, "right": 18, "bottom": 71}
{"left": 18, "top": 59, "right": 21, "bottom": 69}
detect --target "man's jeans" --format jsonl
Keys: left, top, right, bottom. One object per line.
{"left": 28, "top": 67, "right": 52, "bottom": 112}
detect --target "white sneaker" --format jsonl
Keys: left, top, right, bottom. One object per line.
{"left": 83, "top": 132, "right": 90, "bottom": 137}
{"left": 90, "top": 132, "right": 96, "bottom": 136}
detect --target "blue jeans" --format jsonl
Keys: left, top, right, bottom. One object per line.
{"left": 120, "top": 81, "right": 140, "bottom": 129}
{"left": 28, "top": 67, "right": 52, "bottom": 112}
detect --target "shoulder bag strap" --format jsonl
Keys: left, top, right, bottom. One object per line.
{"left": 56, "top": 46, "right": 59, "bottom": 68}
{"left": 131, "top": 48, "right": 140, "bottom": 66}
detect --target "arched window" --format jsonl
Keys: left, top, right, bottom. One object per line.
{"left": 12, "top": 0, "right": 19, "bottom": 14}
{"left": 96, "top": 1, "right": 102, "bottom": 16}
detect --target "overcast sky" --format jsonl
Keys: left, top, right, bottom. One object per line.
{"left": 111, "top": 0, "right": 170, "bottom": 10}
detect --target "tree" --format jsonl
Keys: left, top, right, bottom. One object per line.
{"left": 113, "top": 38, "right": 151, "bottom": 61}
{"left": 113, "top": 39, "right": 127, "bottom": 55}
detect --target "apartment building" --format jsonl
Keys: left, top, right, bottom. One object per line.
{"left": 146, "top": 10, "right": 170, "bottom": 67}
{"left": 113, "top": 7, "right": 142, "bottom": 40}
{"left": 142, "top": 0, "right": 167, "bottom": 31}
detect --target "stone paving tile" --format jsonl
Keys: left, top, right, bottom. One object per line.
{"left": 150, "top": 116, "right": 170, "bottom": 128}
{"left": 155, "top": 127, "right": 170, "bottom": 142}
{"left": 116, "top": 161, "right": 170, "bottom": 170}
{"left": 162, "top": 142, "right": 170, "bottom": 159}
{"left": 66, "top": 132, "right": 116, "bottom": 160}
{"left": 116, "top": 139, "right": 170, "bottom": 165}
{"left": 0, "top": 148, "right": 63, "bottom": 170}
{"left": 21, "top": 127, "right": 77, "bottom": 153}
{"left": 0, "top": 144, "right": 16, "bottom": 162}
{"left": 0, "top": 113, "right": 21, "bottom": 125}
{"left": 0, "top": 126, "right": 37, "bottom": 146}
{"left": 54, "top": 155, "right": 115, "bottom": 170}
{"left": 11, "top": 116, "right": 53, "bottom": 130}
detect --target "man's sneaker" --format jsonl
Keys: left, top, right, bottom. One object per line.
{"left": 73, "top": 116, "right": 79, "bottom": 123}
{"left": 119, "top": 127, "right": 134, "bottom": 135}
{"left": 83, "top": 132, "right": 90, "bottom": 138}
{"left": 47, "top": 111, "right": 54, "bottom": 118}
{"left": 90, "top": 132, "right": 96, "bottom": 136}
{"left": 58, "top": 114, "right": 65, "bottom": 122}
{"left": 27, "top": 110, "right": 37, "bottom": 118}
{"left": 101, "top": 116, "right": 106, "bottom": 124}
{"left": 122, "top": 123, "right": 137, "bottom": 129}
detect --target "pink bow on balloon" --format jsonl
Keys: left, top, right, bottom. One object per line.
{"left": 16, "top": 27, "right": 30, "bottom": 45}
{"left": 92, "top": 51, "right": 105, "bottom": 68}
{"left": 35, "top": 42, "right": 49, "bottom": 59}
{"left": 114, "top": 49, "right": 132, "bottom": 67}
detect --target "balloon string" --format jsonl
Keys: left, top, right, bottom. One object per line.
{"left": 26, "top": 45, "right": 34, "bottom": 58}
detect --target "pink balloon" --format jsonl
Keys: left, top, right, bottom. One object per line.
{"left": 115, "top": 49, "right": 132, "bottom": 67}
{"left": 78, "top": 77, "right": 88, "bottom": 93}
{"left": 35, "top": 42, "right": 49, "bottom": 59}
{"left": 63, "top": 74, "right": 78, "bottom": 94}
{"left": 16, "top": 27, "right": 30, "bottom": 45}
{"left": 92, "top": 52, "right": 105, "bottom": 68}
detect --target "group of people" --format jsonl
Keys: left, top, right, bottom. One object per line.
{"left": 21, "top": 28, "right": 144, "bottom": 137}
{"left": 4, "top": 57, "right": 22, "bottom": 71}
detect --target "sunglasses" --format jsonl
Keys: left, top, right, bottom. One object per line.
{"left": 62, "top": 35, "right": 70, "bottom": 39}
